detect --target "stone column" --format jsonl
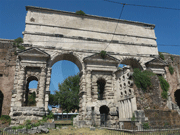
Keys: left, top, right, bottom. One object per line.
{"left": 125, "top": 100, "right": 128, "bottom": 118}
{"left": 128, "top": 99, "right": 132, "bottom": 118}
{"left": 121, "top": 101, "right": 125, "bottom": 119}
{"left": 119, "top": 101, "right": 122, "bottom": 120}
{"left": 45, "top": 91, "right": 50, "bottom": 112}
{"left": 16, "top": 66, "right": 26, "bottom": 107}
{"left": 81, "top": 70, "right": 87, "bottom": 120}
{"left": 86, "top": 70, "right": 92, "bottom": 103}
{"left": 45, "top": 67, "right": 51, "bottom": 112}
{"left": 37, "top": 67, "right": 46, "bottom": 107}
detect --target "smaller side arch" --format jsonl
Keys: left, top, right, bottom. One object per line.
{"left": 24, "top": 76, "right": 38, "bottom": 106}
{"left": 174, "top": 89, "right": 180, "bottom": 108}
{"left": 119, "top": 57, "right": 144, "bottom": 70}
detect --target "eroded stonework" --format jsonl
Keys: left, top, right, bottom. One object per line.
{"left": 10, "top": 6, "right": 173, "bottom": 127}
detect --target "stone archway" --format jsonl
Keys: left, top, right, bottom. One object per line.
{"left": 174, "top": 89, "right": 180, "bottom": 108}
{"left": 99, "top": 105, "right": 109, "bottom": 127}
{"left": 0, "top": 91, "right": 3, "bottom": 116}
{"left": 120, "top": 57, "right": 143, "bottom": 71}
{"left": 50, "top": 52, "right": 83, "bottom": 71}
{"left": 24, "top": 76, "right": 38, "bottom": 106}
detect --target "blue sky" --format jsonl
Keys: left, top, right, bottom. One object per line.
{"left": 0, "top": 0, "right": 180, "bottom": 93}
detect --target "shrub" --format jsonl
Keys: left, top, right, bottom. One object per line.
{"left": 143, "top": 122, "right": 150, "bottom": 129}
{"left": 100, "top": 50, "right": 106, "bottom": 59}
{"left": 18, "top": 45, "right": 25, "bottom": 50}
{"left": 47, "top": 111, "right": 54, "bottom": 119}
{"left": 76, "top": 10, "right": 86, "bottom": 15}
{"left": 25, "top": 120, "right": 32, "bottom": 129}
{"left": 14, "top": 37, "right": 23, "bottom": 44}
{"left": 159, "top": 52, "right": 164, "bottom": 60}
{"left": 70, "top": 114, "right": 78, "bottom": 125}
{"left": 133, "top": 68, "right": 155, "bottom": 91}
{"left": 170, "top": 56, "right": 174, "bottom": 61}
{"left": 159, "top": 76, "right": 169, "bottom": 99}
{"left": 169, "top": 65, "right": 174, "bottom": 75}
{"left": 0, "top": 115, "right": 11, "bottom": 124}
{"left": 13, "top": 37, "right": 25, "bottom": 51}
{"left": 131, "top": 113, "right": 135, "bottom": 121}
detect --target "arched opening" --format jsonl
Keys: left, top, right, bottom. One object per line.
{"left": 49, "top": 53, "right": 82, "bottom": 114}
{"left": 25, "top": 76, "right": 38, "bottom": 106}
{"left": 0, "top": 91, "right": 4, "bottom": 116}
{"left": 174, "top": 89, "right": 180, "bottom": 108}
{"left": 50, "top": 53, "right": 82, "bottom": 71}
{"left": 99, "top": 105, "right": 109, "bottom": 126}
{"left": 120, "top": 58, "right": 143, "bottom": 71}
{"left": 97, "top": 78, "right": 106, "bottom": 100}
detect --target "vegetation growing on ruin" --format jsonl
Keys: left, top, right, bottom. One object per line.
{"left": 168, "top": 65, "right": 174, "bottom": 75}
{"left": 0, "top": 115, "right": 11, "bottom": 125}
{"left": 159, "top": 52, "right": 164, "bottom": 60}
{"left": 131, "top": 113, "right": 135, "bottom": 121}
{"left": 170, "top": 55, "right": 174, "bottom": 61}
{"left": 12, "top": 111, "right": 54, "bottom": 130}
{"left": 143, "top": 122, "right": 150, "bottom": 129}
{"left": 100, "top": 50, "right": 106, "bottom": 59}
{"left": 13, "top": 37, "right": 25, "bottom": 54}
{"left": 76, "top": 10, "right": 86, "bottom": 15}
{"left": 158, "top": 76, "right": 169, "bottom": 99}
{"left": 133, "top": 68, "right": 155, "bottom": 91}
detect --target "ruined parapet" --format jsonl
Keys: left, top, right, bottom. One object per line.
{"left": 10, "top": 107, "right": 45, "bottom": 126}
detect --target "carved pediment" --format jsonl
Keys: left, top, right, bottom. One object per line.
{"left": 83, "top": 53, "right": 119, "bottom": 63}
{"left": 18, "top": 48, "right": 50, "bottom": 58}
{"left": 145, "top": 57, "right": 168, "bottom": 66}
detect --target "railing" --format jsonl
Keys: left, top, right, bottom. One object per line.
{"left": 0, "top": 129, "right": 28, "bottom": 135}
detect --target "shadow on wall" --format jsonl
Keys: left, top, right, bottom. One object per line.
{"left": 0, "top": 91, "right": 4, "bottom": 116}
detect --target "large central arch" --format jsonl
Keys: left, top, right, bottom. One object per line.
{"left": 50, "top": 52, "right": 83, "bottom": 71}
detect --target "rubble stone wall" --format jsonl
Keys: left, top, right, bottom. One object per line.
{"left": 10, "top": 107, "right": 45, "bottom": 125}
{"left": 0, "top": 39, "right": 16, "bottom": 116}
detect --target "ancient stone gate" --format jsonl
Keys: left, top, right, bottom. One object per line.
{"left": 10, "top": 6, "right": 167, "bottom": 126}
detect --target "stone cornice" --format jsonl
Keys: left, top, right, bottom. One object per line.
{"left": 26, "top": 6, "right": 155, "bottom": 28}
{"left": 23, "top": 31, "right": 157, "bottom": 48}
{"left": 22, "top": 43, "right": 159, "bottom": 58}
{"left": 25, "top": 23, "right": 157, "bottom": 40}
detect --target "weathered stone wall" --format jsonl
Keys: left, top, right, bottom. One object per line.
{"left": 144, "top": 109, "right": 180, "bottom": 127}
{"left": 163, "top": 53, "right": 180, "bottom": 105}
{"left": 0, "top": 39, "right": 16, "bottom": 116}
{"left": 24, "top": 6, "right": 158, "bottom": 58}
{"left": 134, "top": 75, "right": 163, "bottom": 110}
{"left": 10, "top": 107, "right": 45, "bottom": 125}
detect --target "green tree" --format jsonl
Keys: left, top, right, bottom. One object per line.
{"left": 49, "top": 73, "right": 80, "bottom": 113}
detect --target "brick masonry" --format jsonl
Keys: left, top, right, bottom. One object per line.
{"left": 0, "top": 39, "right": 16, "bottom": 116}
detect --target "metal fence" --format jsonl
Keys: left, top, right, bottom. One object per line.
{"left": 0, "top": 129, "right": 28, "bottom": 135}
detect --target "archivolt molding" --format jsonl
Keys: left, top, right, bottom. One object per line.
{"left": 95, "top": 100, "right": 114, "bottom": 114}
{"left": 49, "top": 50, "right": 84, "bottom": 71}
{"left": 118, "top": 56, "right": 146, "bottom": 70}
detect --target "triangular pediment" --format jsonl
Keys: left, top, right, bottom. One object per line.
{"left": 18, "top": 48, "right": 50, "bottom": 58}
{"left": 145, "top": 57, "right": 168, "bottom": 66}
{"left": 83, "top": 53, "right": 119, "bottom": 63}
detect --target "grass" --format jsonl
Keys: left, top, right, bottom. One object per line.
{"left": 34, "top": 125, "right": 180, "bottom": 135}
{"left": 36, "top": 125, "right": 130, "bottom": 135}
{"left": 54, "top": 120, "right": 72, "bottom": 124}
